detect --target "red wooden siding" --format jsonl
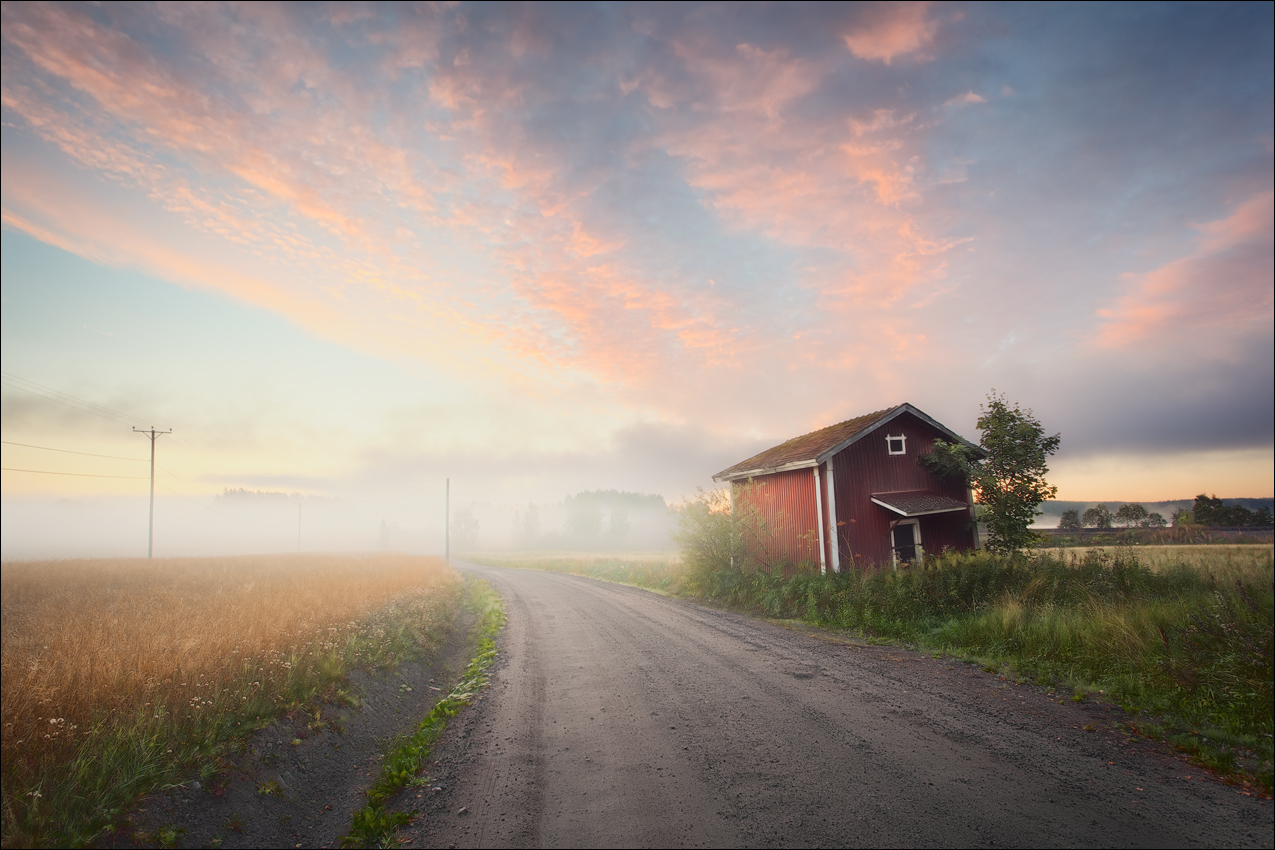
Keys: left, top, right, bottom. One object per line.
{"left": 830, "top": 411, "right": 976, "bottom": 569}
{"left": 732, "top": 468, "right": 821, "bottom": 575}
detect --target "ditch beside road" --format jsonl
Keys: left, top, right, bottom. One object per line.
{"left": 403, "top": 563, "right": 1272, "bottom": 848}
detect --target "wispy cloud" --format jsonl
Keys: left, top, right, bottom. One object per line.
{"left": 1096, "top": 190, "right": 1274, "bottom": 353}
{"left": 2, "top": 0, "right": 1271, "bottom": 473}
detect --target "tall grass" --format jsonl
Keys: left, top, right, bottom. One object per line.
{"left": 1038, "top": 543, "right": 1272, "bottom": 578}
{"left": 1, "top": 554, "right": 459, "bottom": 848}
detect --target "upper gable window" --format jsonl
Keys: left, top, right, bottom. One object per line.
{"left": 886, "top": 434, "right": 906, "bottom": 455}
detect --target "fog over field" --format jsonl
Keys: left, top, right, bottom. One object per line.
{"left": 0, "top": 489, "right": 679, "bottom": 560}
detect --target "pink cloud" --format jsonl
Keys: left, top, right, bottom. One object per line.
{"left": 1, "top": 2, "right": 462, "bottom": 250}
{"left": 0, "top": 3, "right": 976, "bottom": 436}
{"left": 640, "top": 42, "right": 958, "bottom": 321}
{"left": 1095, "top": 191, "right": 1274, "bottom": 351}
{"left": 944, "top": 90, "right": 986, "bottom": 106}
{"left": 842, "top": 2, "right": 941, "bottom": 64}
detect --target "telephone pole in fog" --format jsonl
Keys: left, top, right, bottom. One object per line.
{"left": 445, "top": 478, "right": 450, "bottom": 565}
{"left": 133, "top": 427, "right": 171, "bottom": 558}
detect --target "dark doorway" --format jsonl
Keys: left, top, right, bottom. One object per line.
{"left": 892, "top": 522, "right": 918, "bottom": 564}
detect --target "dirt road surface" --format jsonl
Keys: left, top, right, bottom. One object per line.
{"left": 403, "top": 564, "right": 1271, "bottom": 849}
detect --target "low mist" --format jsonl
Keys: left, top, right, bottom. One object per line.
{"left": 0, "top": 487, "right": 678, "bottom": 561}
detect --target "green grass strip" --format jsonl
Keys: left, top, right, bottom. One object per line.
{"left": 341, "top": 578, "right": 505, "bottom": 848}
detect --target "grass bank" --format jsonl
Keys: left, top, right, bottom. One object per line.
{"left": 343, "top": 577, "right": 505, "bottom": 848}
{"left": 473, "top": 546, "right": 1273, "bottom": 792}
{"left": 1, "top": 554, "right": 460, "bottom": 848}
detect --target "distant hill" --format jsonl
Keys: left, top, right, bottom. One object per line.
{"left": 1035, "top": 497, "right": 1274, "bottom": 528}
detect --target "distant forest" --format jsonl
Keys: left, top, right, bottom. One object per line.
{"left": 453, "top": 489, "right": 674, "bottom": 552}
{"left": 1041, "top": 496, "right": 1274, "bottom": 529}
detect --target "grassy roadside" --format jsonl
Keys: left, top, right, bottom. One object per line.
{"left": 1, "top": 555, "right": 461, "bottom": 849}
{"left": 471, "top": 547, "right": 1273, "bottom": 793}
{"left": 342, "top": 578, "right": 505, "bottom": 848}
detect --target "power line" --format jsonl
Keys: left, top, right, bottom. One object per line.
{"left": 0, "top": 371, "right": 158, "bottom": 425}
{"left": 2, "top": 375, "right": 195, "bottom": 467}
{"left": 1, "top": 371, "right": 146, "bottom": 420}
{"left": 1, "top": 379, "right": 132, "bottom": 425}
{"left": 1, "top": 467, "right": 149, "bottom": 479}
{"left": 1, "top": 440, "right": 148, "bottom": 462}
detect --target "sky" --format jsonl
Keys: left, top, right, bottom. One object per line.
{"left": 2, "top": 1, "right": 1272, "bottom": 557}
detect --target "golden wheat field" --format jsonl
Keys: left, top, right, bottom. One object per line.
{"left": 1, "top": 553, "right": 458, "bottom": 844}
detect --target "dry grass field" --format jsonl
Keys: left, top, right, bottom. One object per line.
{"left": 1039, "top": 543, "right": 1273, "bottom": 579}
{"left": 1, "top": 554, "right": 459, "bottom": 847}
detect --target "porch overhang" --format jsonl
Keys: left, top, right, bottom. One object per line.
{"left": 871, "top": 490, "right": 970, "bottom": 518}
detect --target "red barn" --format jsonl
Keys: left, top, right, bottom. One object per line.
{"left": 712, "top": 403, "right": 984, "bottom": 572}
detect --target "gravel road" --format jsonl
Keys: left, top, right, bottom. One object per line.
{"left": 403, "top": 563, "right": 1271, "bottom": 849}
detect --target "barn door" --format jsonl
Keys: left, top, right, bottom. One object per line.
{"left": 891, "top": 520, "right": 921, "bottom": 566}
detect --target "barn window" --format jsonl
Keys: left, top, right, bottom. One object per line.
{"left": 886, "top": 434, "right": 906, "bottom": 455}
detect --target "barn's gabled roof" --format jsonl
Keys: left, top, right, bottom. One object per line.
{"left": 711, "top": 402, "right": 983, "bottom": 483}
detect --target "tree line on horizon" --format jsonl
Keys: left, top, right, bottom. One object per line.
{"left": 453, "top": 489, "right": 669, "bottom": 551}
{"left": 1058, "top": 494, "right": 1273, "bottom": 530}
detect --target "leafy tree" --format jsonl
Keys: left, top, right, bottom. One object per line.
{"left": 671, "top": 487, "right": 736, "bottom": 591}
{"left": 1057, "top": 509, "right": 1082, "bottom": 530}
{"left": 673, "top": 480, "right": 802, "bottom": 583}
{"left": 451, "top": 505, "right": 480, "bottom": 551}
{"left": 918, "top": 439, "right": 979, "bottom": 484}
{"left": 1255, "top": 507, "right": 1273, "bottom": 526}
{"left": 1082, "top": 504, "right": 1113, "bottom": 528}
{"left": 1228, "top": 505, "right": 1257, "bottom": 526}
{"left": 512, "top": 503, "right": 541, "bottom": 548}
{"left": 604, "top": 504, "right": 631, "bottom": 546}
{"left": 1144, "top": 512, "right": 1167, "bottom": 528}
{"left": 1192, "top": 494, "right": 1231, "bottom": 526}
{"left": 565, "top": 496, "right": 603, "bottom": 544}
{"left": 1115, "top": 503, "right": 1148, "bottom": 528}
{"left": 1193, "top": 494, "right": 1223, "bottom": 525}
{"left": 725, "top": 479, "right": 794, "bottom": 572}
{"left": 1193, "top": 494, "right": 1261, "bottom": 527}
{"left": 972, "top": 392, "right": 1060, "bottom": 554}
{"left": 1171, "top": 508, "right": 1194, "bottom": 527}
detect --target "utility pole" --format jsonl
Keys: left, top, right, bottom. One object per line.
{"left": 297, "top": 501, "right": 302, "bottom": 553}
{"left": 133, "top": 427, "right": 171, "bottom": 558}
{"left": 445, "top": 478, "right": 450, "bottom": 565}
